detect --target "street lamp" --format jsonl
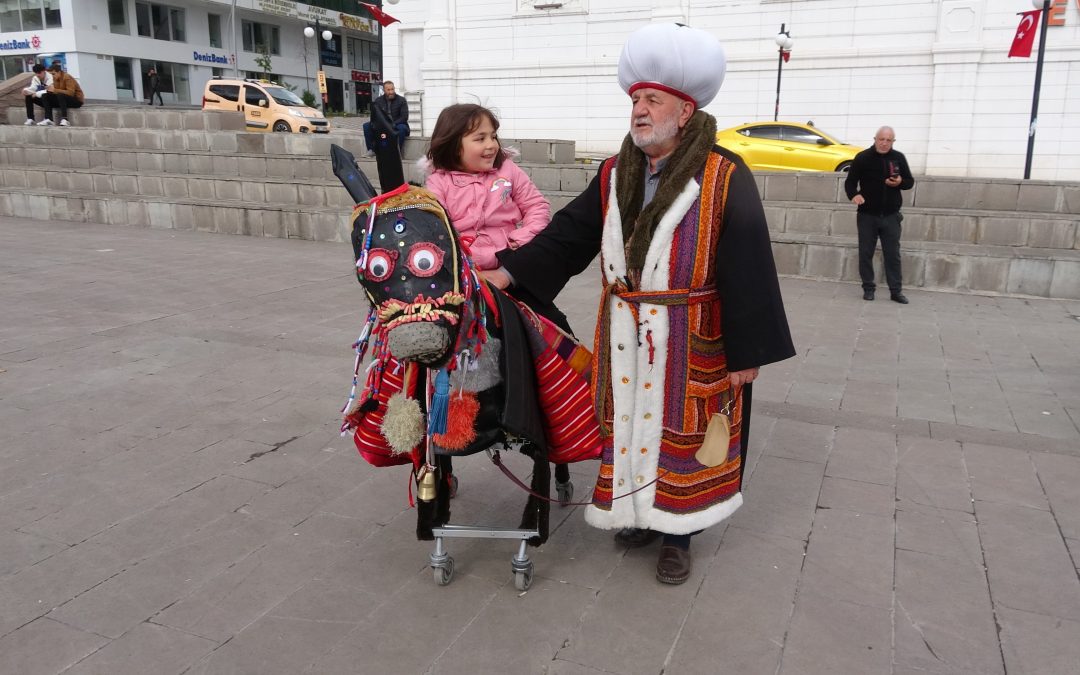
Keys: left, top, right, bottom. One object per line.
{"left": 304, "top": 21, "right": 333, "bottom": 115}
{"left": 773, "top": 24, "right": 794, "bottom": 122}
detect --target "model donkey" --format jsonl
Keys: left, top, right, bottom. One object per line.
{"left": 333, "top": 110, "right": 600, "bottom": 544}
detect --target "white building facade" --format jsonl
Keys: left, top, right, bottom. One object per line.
{"left": 380, "top": 0, "right": 1080, "bottom": 180}
{"left": 0, "top": 0, "right": 384, "bottom": 114}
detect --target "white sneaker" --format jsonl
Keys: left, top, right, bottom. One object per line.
{"left": 36, "top": 119, "right": 54, "bottom": 126}
{"left": 59, "top": 119, "right": 69, "bottom": 127}
{"left": 24, "top": 118, "right": 34, "bottom": 125}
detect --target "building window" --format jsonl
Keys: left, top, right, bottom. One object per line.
{"left": 208, "top": 13, "right": 222, "bottom": 48}
{"left": 22, "top": 0, "right": 44, "bottom": 30}
{"left": 242, "top": 20, "right": 280, "bottom": 56}
{"left": 0, "top": 0, "right": 61, "bottom": 31}
{"left": 245, "top": 70, "right": 280, "bottom": 83}
{"left": 143, "top": 61, "right": 189, "bottom": 104}
{"left": 348, "top": 37, "right": 380, "bottom": 72}
{"left": 211, "top": 67, "right": 224, "bottom": 78}
{"left": 108, "top": 0, "right": 128, "bottom": 34}
{"left": 114, "top": 56, "right": 134, "bottom": 99}
{"left": 135, "top": 2, "right": 185, "bottom": 42}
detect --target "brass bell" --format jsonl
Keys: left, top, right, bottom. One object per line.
{"left": 416, "top": 467, "right": 437, "bottom": 502}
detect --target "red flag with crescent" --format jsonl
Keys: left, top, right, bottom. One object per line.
{"left": 359, "top": 2, "right": 400, "bottom": 28}
{"left": 1009, "top": 10, "right": 1041, "bottom": 58}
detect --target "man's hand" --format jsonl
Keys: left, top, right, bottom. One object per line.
{"left": 729, "top": 368, "right": 759, "bottom": 387}
{"left": 851, "top": 194, "right": 865, "bottom": 206}
{"left": 884, "top": 175, "right": 902, "bottom": 188}
{"left": 479, "top": 268, "right": 512, "bottom": 290}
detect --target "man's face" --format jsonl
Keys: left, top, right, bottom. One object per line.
{"left": 874, "top": 130, "right": 895, "bottom": 154}
{"left": 629, "top": 88, "right": 691, "bottom": 154}
{"left": 383, "top": 83, "right": 395, "bottom": 98}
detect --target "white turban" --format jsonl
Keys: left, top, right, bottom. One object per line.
{"left": 617, "top": 23, "right": 727, "bottom": 108}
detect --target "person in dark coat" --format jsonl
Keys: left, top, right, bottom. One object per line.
{"left": 844, "top": 127, "right": 915, "bottom": 303}
{"left": 485, "top": 23, "right": 796, "bottom": 586}
{"left": 146, "top": 68, "right": 163, "bottom": 106}
{"left": 363, "top": 81, "right": 409, "bottom": 155}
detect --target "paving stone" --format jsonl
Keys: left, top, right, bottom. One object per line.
{"left": 896, "top": 437, "right": 972, "bottom": 513}
{"left": 779, "top": 590, "right": 891, "bottom": 675}
{"left": 998, "top": 607, "right": 1080, "bottom": 675}
{"left": 896, "top": 502, "right": 982, "bottom": 565}
{"left": 894, "top": 549, "right": 1003, "bottom": 675}
{"left": 976, "top": 499, "right": 1080, "bottom": 621}
{"left": 964, "top": 443, "right": 1048, "bottom": 510}
{"left": 1030, "top": 453, "right": 1080, "bottom": 539}
{"left": 800, "top": 507, "right": 894, "bottom": 609}
{"left": 0, "top": 617, "right": 109, "bottom": 675}
{"left": 817, "top": 475, "right": 895, "bottom": 517}
{"left": 63, "top": 622, "right": 218, "bottom": 675}
{"left": 732, "top": 454, "right": 825, "bottom": 541}
{"left": 825, "top": 426, "right": 896, "bottom": 486}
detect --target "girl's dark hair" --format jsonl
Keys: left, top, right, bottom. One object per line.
{"left": 427, "top": 104, "right": 504, "bottom": 172}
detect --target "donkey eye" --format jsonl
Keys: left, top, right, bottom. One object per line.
{"left": 363, "top": 248, "right": 397, "bottom": 281}
{"left": 406, "top": 243, "right": 444, "bottom": 277}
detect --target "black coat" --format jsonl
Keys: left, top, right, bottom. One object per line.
{"left": 844, "top": 146, "right": 914, "bottom": 215}
{"left": 498, "top": 145, "right": 795, "bottom": 374}
{"left": 148, "top": 73, "right": 160, "bottom": 92}
{"left": 373, "top": 93, "right": 408, "bottom": 127}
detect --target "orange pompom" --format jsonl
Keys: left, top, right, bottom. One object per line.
{"left": 432, "top": 392, "right": 479, "bottom": 450}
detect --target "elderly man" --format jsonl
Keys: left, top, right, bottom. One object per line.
{"left": 487, "top": 23, "right": 795, "bottom": 584}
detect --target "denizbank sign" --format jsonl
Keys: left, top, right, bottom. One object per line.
{"left": 193, "top": 51, "right": 229, "bottom": 64}
{"left": 1, "top": 35, "right": 41, "bottom": 51}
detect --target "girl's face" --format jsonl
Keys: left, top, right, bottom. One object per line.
{"left": 459, "top": 116, "right": 499, "bottom": 173}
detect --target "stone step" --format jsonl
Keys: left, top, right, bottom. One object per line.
{"left": 772, "top": 232, "right": 1080, "bottom": 299}
{"left": 5, "top": 108, "right": 576, "bottom": 164}
{"left": 0, "top": 165, "right": 582, "bottom": 212}
{"left": 0, "top": 144, "right": 591, "bottom": 198}
{"left": 8, "top": 105, "right": 245, "bottom": 132}
{"left": 757, "top": 172, "right": 1080, "bottom": 215}
{"left": 4, "top": 185, "right": 1075, "bottom": 299}
{"left": 764, "top": 200, "right": 1079, "bottom": 251}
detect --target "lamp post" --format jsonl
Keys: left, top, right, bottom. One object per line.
{"left": 304, "top": 20, "right": 333, "bottom": 115}
{"left": 773, "top": 24, "right": 793, "bottom": 122}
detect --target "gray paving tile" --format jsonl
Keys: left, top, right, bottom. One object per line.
{"left": 998, "top": 607, "right": 1080, "bottom": 675}
{"left": 897, "top": 437, "right": 973, "bottom": 514}
{"left": 894, "top": 549, "right": 1003, "bottom": 674}
{"left": 976, "top": 500, "right": 1080, "bottom": 621}
{"left": 761, "top": 417, "right": 835, "bottom": 464}
{"left": 825, "top": 426, "right": 896, "bottom": 486}
{"left": 896, "top": 503, "right": 983, "bottom": 566}
{"left": 778, "top": 591, "right": 891, "bottom": 675}
{"left": 0, "top": 617, "right": 108, "bottom": 675}
{"left": 1031, "top": 453, "right": 1080, "bottom": 540}
{"left": 800, "top": 508, "right": 894, "bottom": 609}
{"left": 63, "top": 622, "right": 218, "bottom": 675}
{"left": 817, "top": 476, "right": 895, "bottom": 517}
{"left": 731, "top": 454, "right": 826, "bottom": 541}
{"left": 965, "top": 443, "right": 1049, "bottom": 510}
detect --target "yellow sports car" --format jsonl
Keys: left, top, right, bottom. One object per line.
{"left": 716, "top": 121, "right": 862, "bottom": 173}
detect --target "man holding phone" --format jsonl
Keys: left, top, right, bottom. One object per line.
{"left": 845, "top": 126, "right": 914, "bottom": 303}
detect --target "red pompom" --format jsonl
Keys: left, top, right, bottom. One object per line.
{"left": 432, "top": 392, "right": 479, "bottom": 450}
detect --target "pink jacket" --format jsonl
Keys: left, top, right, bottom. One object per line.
{"left": 424, "top": 158, "right": 550, "bottom": 270}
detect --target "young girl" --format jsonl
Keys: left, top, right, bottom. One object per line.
{"left": 423, "top": 104, "right": 551, "bottom": 272}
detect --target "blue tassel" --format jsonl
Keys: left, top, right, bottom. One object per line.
{"left": 427, "top": 369, "right": 450, "bottom": 436}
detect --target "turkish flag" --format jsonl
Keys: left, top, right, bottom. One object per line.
{"left": 1009, "top": 9, "right": 1041, "bottom": 58}
{"left": 360, "top": 2, "right": 400, "bottom": 28}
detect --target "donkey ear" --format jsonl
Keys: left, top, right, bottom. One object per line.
{"left": 331, "top": 144, "right": 377, "bottom": 204}
{"left": 370, "top": 104, "right": 406, "bottom": 192}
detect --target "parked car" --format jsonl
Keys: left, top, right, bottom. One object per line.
{"left": 202, "top": 77, "right": 329, "bottom": 134}
{"left": 716, "top": 121, "right": 860, "bottom": 173}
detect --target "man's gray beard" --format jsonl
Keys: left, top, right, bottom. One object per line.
{"left": 630, "top": 114, "right": 680, "bottom": 151}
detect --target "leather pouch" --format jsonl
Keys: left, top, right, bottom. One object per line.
{"left": 695, "top": 413, "right": 731, "bottom": 467}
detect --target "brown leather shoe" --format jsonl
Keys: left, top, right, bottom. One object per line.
{"left": 656, "top": 545, "right": 692, "bottom": 585}
{"left": 614, "top": 527, "right": 662, "bottom": 548}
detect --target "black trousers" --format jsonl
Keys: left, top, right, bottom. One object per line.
{"left": 25, "top": 94, "right": 52, "bottom": 120}
{"left": 857, "top": 211, "right": 903, "bottom": 293}
{"left": 44, "top": 93, "right": 82, "bottom": 120}
{"left": 148, "top": 88, "right": 163, "bottom": 105}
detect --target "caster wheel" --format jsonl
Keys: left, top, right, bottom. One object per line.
{"left": 513, "top": 564, "right": 533, "bottom": 591}
{"left": 555, "top": 480, "right": 574, "bottom": 506}
{"left": 433, "top": 556, "right": 454, "bottom": 586}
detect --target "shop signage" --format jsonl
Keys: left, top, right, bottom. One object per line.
{"left": 351, "top": 70, "right": 370, "bottom": 82}
{"left": 0, "top": 35, "right": 41, "bottom": 51}
{"left": 255, "top": 0, "right": 368, "bottom": 30}
{"left": 193, "top": 50, "right": 230, "bottom": 65}
{"left": 339, "top": 13, "right": 375, "bottom": 34}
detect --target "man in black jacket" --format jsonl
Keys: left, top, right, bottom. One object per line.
{"left": 363, "top": 81, "right": 409, "bottom": 155}
{"left": 844, "top": 126, "right": 915, "bottom": 303}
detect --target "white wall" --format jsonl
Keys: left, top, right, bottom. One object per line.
{"left": 381, "top": 0, "right": 1080, "bottom": 180}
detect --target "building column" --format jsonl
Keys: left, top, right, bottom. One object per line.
{"left": 420, "top": 0, "right": 456, "bottom": 136}
{"left": 925, "top": 0, "right": 985, "bottom": 176}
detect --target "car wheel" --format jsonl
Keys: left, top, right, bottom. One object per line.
{"left": 272, "top": 120, "right": 292, "bottom": 133}
{"left": 835, "top": 161, "right": 852, "bottom": 173}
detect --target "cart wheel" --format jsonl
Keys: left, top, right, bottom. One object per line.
{"left": 513, "top": 563, "right": 533, "bottom": 591}
{"left": 434, "top": 556, "right": 455, "bottom": 586}
{"left": 555, "top": 480, "right": 574, "bottom": 506}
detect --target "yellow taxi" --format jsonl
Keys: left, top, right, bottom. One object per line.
{"left": 716, "top": 121, "right": 861, "bottom": 173}
{"left": 202, "top": 77, "right": 329, "bottom": 134}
